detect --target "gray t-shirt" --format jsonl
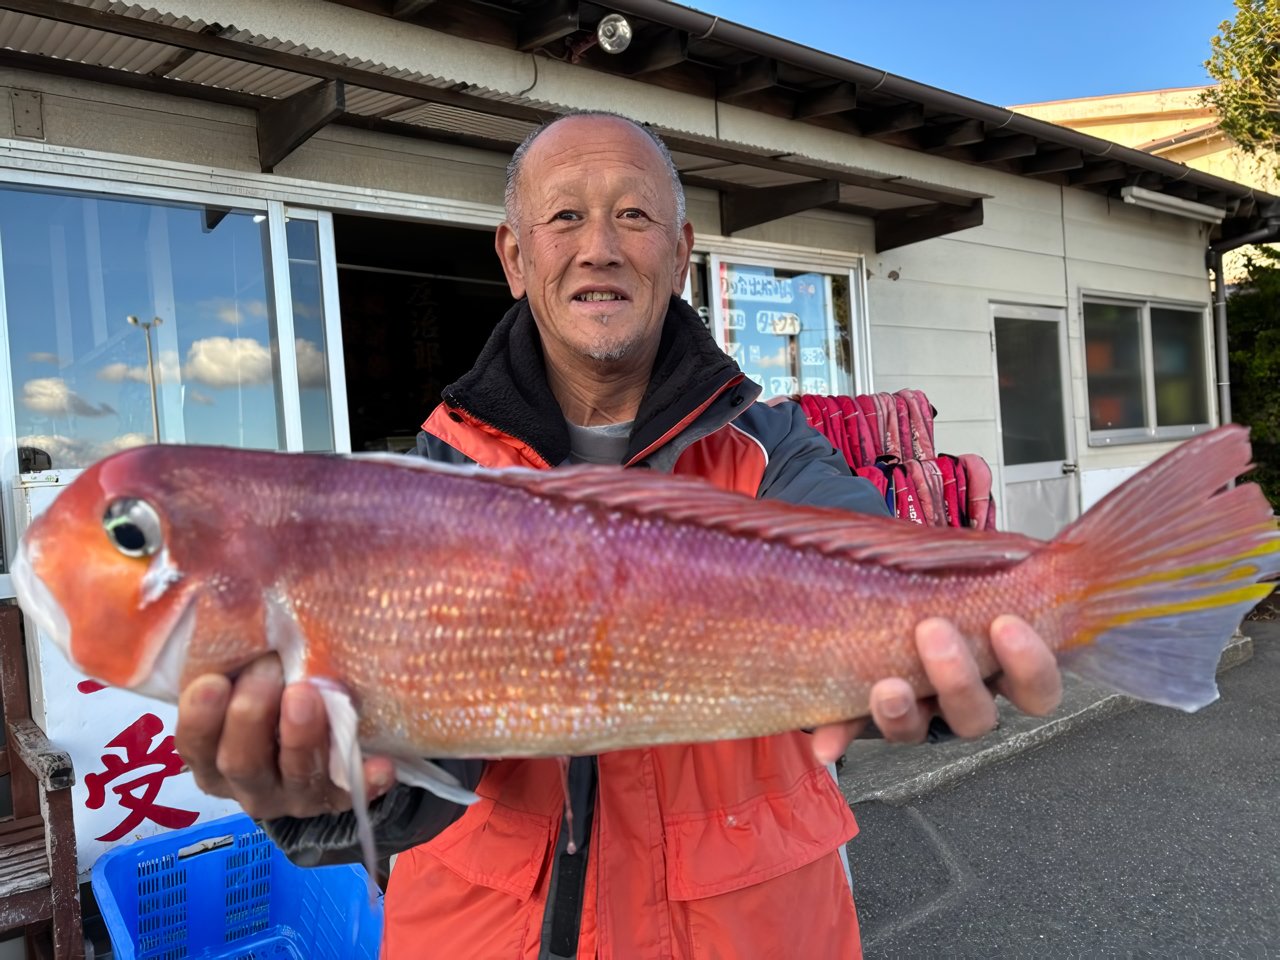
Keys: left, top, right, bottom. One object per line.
{"left": 565, "top": 419, "right": 633, "bottom": 465}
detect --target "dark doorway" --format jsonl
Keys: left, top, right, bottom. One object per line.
{"left": 333, "top": 215, "right": 513, "bottom": 451}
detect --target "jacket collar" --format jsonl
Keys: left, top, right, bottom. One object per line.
{"left": 441, "top": 295, "right": 746, "bottom": 466}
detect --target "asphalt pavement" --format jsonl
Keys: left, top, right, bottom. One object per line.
{"left": 840, "top": 620, "right": 1280, "bottom": 958}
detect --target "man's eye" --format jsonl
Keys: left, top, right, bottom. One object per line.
{"left": 620, "top": 209, "right": 647, "bottom": 220}
{"left": 553, "top": 210, "right": 581, "bottom": 221}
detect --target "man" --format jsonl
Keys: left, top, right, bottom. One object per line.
{"left": 175, "top": 112, "right": 1062, "bottom": 958}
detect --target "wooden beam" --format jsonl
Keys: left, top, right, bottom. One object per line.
{"left": 916, "top": 119, "right": 985, "bottom": 152}
{"left": 973, "top": 135, "right": 1038, "bottom": 162}
{"left": 1069, "top": 161, "right": 1127, "bottom": 186}
{"left": 257, "top": 79, "right": 345, "bottom": 172}
{"left": 147, "top": 22, "right": 226, "bottom": 77}
{"left": 876, "top": 200, "right": 984, "bottom": 252}
{"left": 793, "top": 81, "right": 857, "bottom": 119}
{"left": 717, "top": 58, "right": 777, "bottom": 102}
{"left": 611, "top": 28, "right": 688, "bottom": 76}
{"left": 1022, "top": 148, "right": 1083, "bottom": 175}
{"left": 391, "top": 0, "right": 435, "bottom": 19}
{"left": 517, "top": 0, "right": 578, "bottom": 52}
{"left": 856, "top": 103, "right": 925, "bottom": 139}
{"left": 721, "top": 179, "right": 840, "bottom": 235}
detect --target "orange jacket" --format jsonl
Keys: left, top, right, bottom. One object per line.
{"left": 382, "top": 414, "right": 863, "bottom": 960}
{"left": 368, "top": 298, "right": 887, "bottom": 958}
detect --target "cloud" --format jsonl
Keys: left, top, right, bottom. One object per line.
{"left": 292, "top": 300, "right": 320, "bottom": 320}
{"left": 98, "top": 339, "right": 327, "bottom": 393}
{"left": 183, "top": 337, "right": 274, "bottom": 388}
{"left": 295, "top": 338, "right": 327, "bottom": 389}
{"left": 21, "top": 378, "right": 115, "bottom": 418}
{"left": 187, "top": 390, "right": 216, "bottom": 406}
{"left": 28, "top": 352, "right": 60, "bottom": 365}
{"left": 756, "top": 347, "right": 791, "bottom": 370}
{"left": 97, "top": 351, "right": 181, "bottom": 385}
{"left": 18, "top": 432, "right": 149, "bottom": 468}
{"left": 200, "top": 298, "right": 270, "bottom": 326}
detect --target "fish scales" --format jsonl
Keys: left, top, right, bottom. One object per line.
{"left": 274, "top": 460, "right": 1019, "bottom": 756}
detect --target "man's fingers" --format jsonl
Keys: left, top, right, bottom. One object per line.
{"left": 811, "top": 719, "right": 866, "bottom": 764}
{"left": 215, "top": 656, "right": 285, "bottom": 798}
{"left": 278, "top": 683, "right": 344, "bottom": 810}
{"left": 868, "top": 677, "right": 932, "bottom": 743}
{"left": 175, "top": 674, "right": 232, "bottom": 796}
{"left": 917, "top": 617, "right": 997, "bottom": 739}
{"left": 989, "top": 614, "right": 1062, "bottom": 716}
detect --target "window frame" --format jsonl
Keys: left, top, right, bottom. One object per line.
{"left": 1081, "top": 292, "right": 1215, "bottom": 447}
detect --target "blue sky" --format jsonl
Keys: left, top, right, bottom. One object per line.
{"left": 689, "top": 1, "right": 1238, "bottom": 106}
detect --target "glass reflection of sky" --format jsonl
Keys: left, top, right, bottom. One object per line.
{"left": 0, "top": 188, "right": 328, "bottom": 467}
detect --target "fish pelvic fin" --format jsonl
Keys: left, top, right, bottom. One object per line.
{"left": 1049, "top": 424, "right": 1279, "bottom": 711}
{"left": 311, "top": 680, "right": 379, "bottom": 900}
{"left": 391, "top": 757, "right": 480, "bottom": 807}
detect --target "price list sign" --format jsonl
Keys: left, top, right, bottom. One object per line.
{"left": 717, "top": 262, "right": 834, "bottom": 400}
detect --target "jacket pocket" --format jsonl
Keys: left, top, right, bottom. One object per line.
{"left": 662, "top": 765, "right": 857, "bottom": 902}
{"left": 428, "top": 796, "right": 558, "bottom": 901}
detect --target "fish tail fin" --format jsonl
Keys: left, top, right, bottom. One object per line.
{"left": 1048, "top": 424, "right": 1279, "bottom": 711}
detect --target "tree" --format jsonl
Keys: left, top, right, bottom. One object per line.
{"left": 1226, "top": 249, "right": 1280, "bottom": 510}
{"left": 1203, "top": 0, "right": 1280, "bottom": 176}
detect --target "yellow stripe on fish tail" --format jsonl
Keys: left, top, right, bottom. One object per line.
{"left": 1045, "top": 425, "right": 1279, "bottom": 712}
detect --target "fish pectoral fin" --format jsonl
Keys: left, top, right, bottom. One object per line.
{"left": 311, "top": 680, "right": 379, "bottom": 897}
{"left": 392, "top": 757, "right": 480, "bottom": 806}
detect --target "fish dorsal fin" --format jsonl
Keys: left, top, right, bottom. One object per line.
{"left": 486, "top": 465, "right": 1043, "bottom": 573}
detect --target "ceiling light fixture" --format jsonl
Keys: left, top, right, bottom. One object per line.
{"left": 570, "top": 13, "right": 632, "bottom": 61}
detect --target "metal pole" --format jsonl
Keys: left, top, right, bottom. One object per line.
{"left": 1210, "top": 250, "right": 1231, "bottom": 427}
{"left": 128, "top": 315, "right": 163, "bottom": 443}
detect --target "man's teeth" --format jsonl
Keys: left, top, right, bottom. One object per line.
{"left": 575, "top": 292, "right": 623, "bottom": 301}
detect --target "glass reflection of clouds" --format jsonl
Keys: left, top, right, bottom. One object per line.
{"left": 0, "top": 187, "right": 300, "bottom": 468}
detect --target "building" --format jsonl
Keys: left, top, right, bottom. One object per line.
{"left": 1, "top": 0, "right": 1278, "bottom": 890}
{"left": 1012, "top": 85, "right": 1278, "bottom": 196}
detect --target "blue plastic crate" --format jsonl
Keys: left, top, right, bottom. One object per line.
{"left": 91, "top": 813, "right": 383, "bottom": 960}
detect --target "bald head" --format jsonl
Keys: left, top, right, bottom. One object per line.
{"left": 504, "top": 111, "right": 686, "bottom": 234}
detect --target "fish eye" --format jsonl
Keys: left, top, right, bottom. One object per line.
{"left": 103, "top": 498, "right": 163, "bottom": 558}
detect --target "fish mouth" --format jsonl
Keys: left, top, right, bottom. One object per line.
{"left": 129, "top": 598, "right": 195, "bottom": 704}
{"left": 10, "top": 540, "right": 73, "bottom": 660}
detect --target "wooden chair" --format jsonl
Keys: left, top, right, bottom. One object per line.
{"left": 0, "top": 603, "right": 83, "bottom": 959}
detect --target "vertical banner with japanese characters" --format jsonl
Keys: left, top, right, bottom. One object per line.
{"left": 717, "top": 262, "right": 834, "bottom": 400}
{"left": 14, "top": 474, "right": 240, "bottom": 878}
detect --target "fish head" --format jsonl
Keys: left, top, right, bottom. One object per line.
{"left": 11, "top": 445, "right": 274, "bottom": 701}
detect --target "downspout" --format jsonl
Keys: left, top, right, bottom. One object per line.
{"left": 1207, "top": 220, "right": 1280, "bottom": 426}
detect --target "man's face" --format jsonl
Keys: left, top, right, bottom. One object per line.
{"left": 495, "top": 116, "right": 694, "bottom": 368}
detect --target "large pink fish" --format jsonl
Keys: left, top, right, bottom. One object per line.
{"left": 11, "top": 424, "right": 1278, "bottom": 869}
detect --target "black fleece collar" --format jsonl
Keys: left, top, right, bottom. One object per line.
{"left": 440, "top": 295, "right": 742, "bottom": 466}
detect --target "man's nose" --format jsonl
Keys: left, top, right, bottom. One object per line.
{"left": 577, "top": 217, "right": 623, "bottom": 267}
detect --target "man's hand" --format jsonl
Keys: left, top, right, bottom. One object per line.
{"left": 174, "top": 654, "right": 396, "bottom": 820}
{"left": 811, "top": 614, "right": 1062, "bottom": 763}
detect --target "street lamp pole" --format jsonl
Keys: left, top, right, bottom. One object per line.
{"left": 127, "top": 315, "right": 163, "bottom": 443}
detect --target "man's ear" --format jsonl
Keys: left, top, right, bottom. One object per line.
{"left": 672, "top": 220, "right": 695, "bottom": 294}
{"left": 495, "top": 222, "right": 527, "bottom": 299}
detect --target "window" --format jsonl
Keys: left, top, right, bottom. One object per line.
{"left": 1083, "top": 298, "right": 1211, "bottom": 445}
{"left": 712, "top": 259, "right": 856, "bottom": 400}
{"left": 0, "top": 187, "right": 337, "bottom": 469}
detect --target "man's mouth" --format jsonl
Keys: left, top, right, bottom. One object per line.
{"left": 573, "top": 291, "right": 627, "bottom": 302}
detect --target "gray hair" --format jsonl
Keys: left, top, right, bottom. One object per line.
{"left": 504, "top": 110, "right": 687, "bottom": 233}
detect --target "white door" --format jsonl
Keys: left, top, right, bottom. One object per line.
{"left": 992, "top": 304, "right": 1079, "bottom": 539}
